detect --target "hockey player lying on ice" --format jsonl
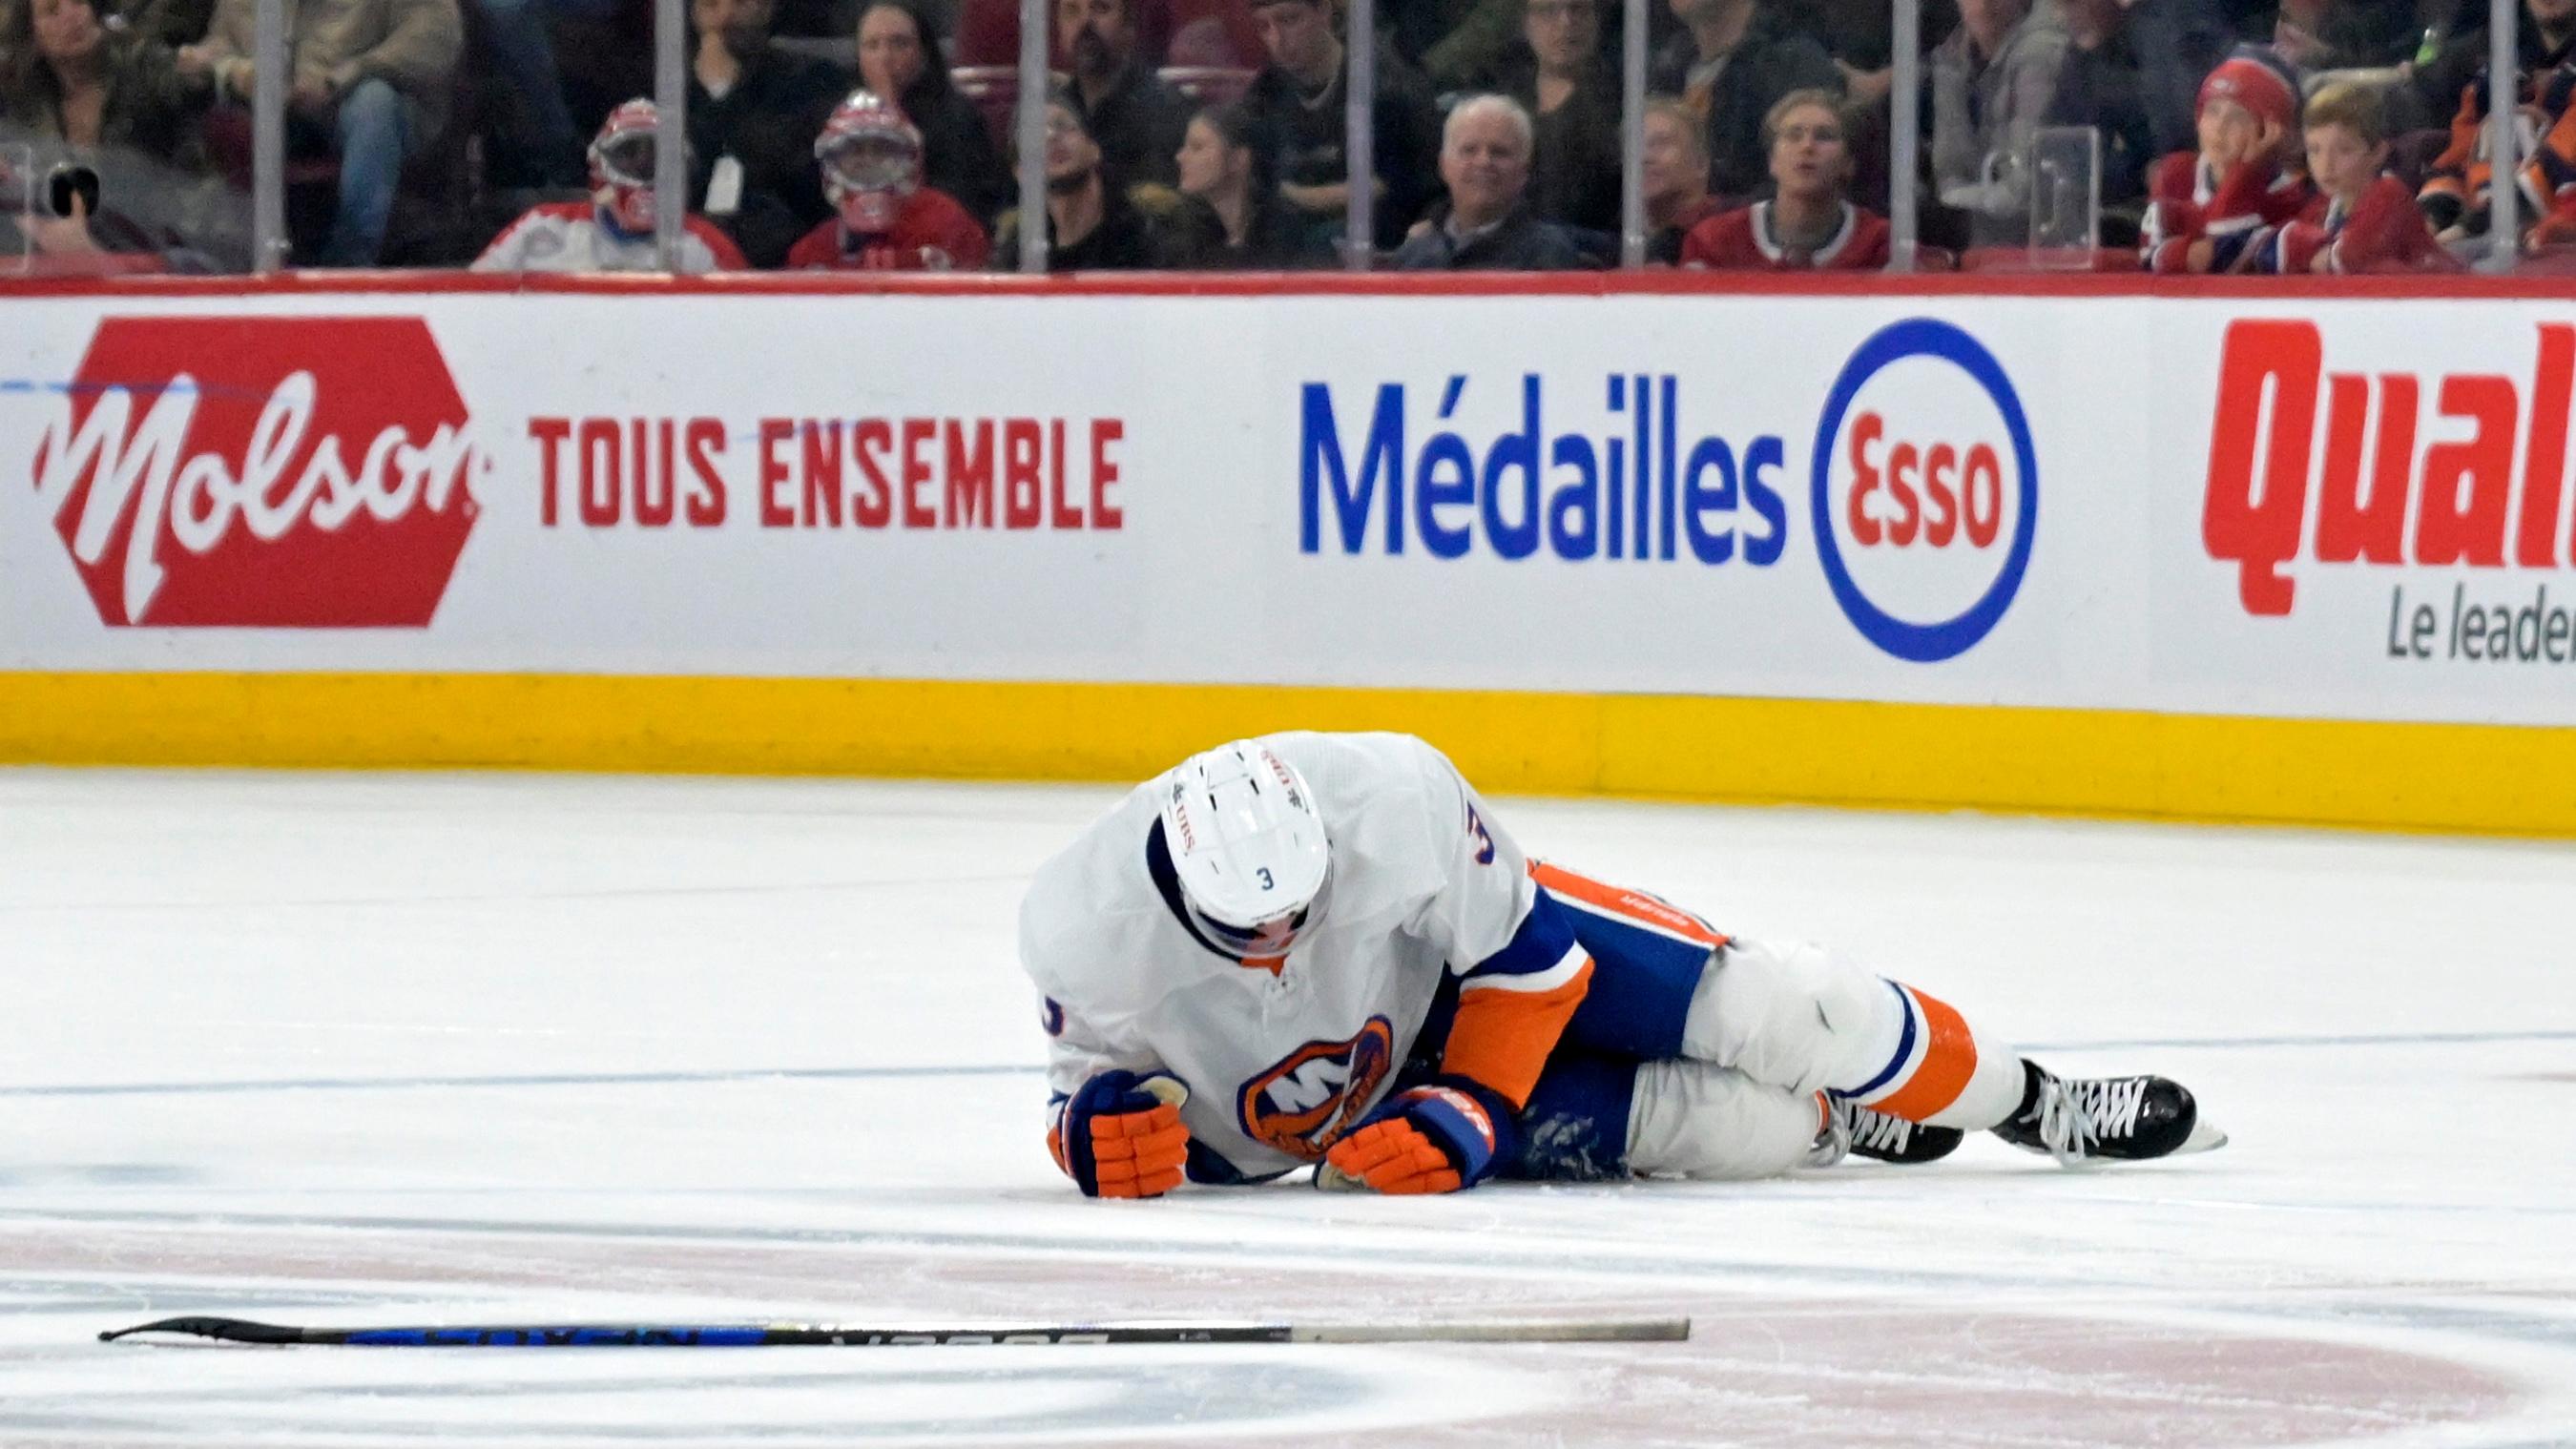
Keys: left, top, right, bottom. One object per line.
{"left": 1019, "top": 733, "right": 2227, "bottom": 1197}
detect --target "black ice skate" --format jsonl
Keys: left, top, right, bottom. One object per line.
{"left": 1812, "top": 1097, "right": 1964, "bottom": 1167}
{"left": 1991, "top": 1060, "right": 2227, "bottom": 1165}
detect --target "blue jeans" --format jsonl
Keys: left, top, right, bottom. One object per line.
{"left": 470, "top": 0, "right": 623, "bottom": 186}
{"left": 323, "top": 77, "right": 413, "bottom": 265}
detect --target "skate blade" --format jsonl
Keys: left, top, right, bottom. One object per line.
{"left": 1312, "top": 1162, "right": 1365, "bottom": 1191}
{"left": 2175, "top": 1114, "right": 2230, "bottom": 1155}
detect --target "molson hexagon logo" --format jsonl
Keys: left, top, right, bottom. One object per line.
{"left": 1811, "top": 318, "right": 2039, "bottom": 662}
{"left": 31, "top": 316, "right": 484, "bottom": 627}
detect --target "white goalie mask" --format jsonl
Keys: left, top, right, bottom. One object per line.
{"left": 816, "top": 90, "right": 922, "bottom": 235}
{"left": 1160, "top": 741, "right": 1331, "bottom": 959}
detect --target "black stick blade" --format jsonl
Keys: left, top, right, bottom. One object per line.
{"left": 99, "top": 1316, "right": 308, "bottom": 1345}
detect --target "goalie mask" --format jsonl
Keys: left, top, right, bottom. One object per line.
{"left": 1159, "top": 742, "right": 1332, "bottom": 961}
{"left": 817, "top": 91, "right": 924, "bottom": 235}
{"left": 588, "top": 98, "right": 669, "bottom": 236}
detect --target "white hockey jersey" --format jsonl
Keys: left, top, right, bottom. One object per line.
{"left": 1019, "top": 732, "right": 1591, "bottom": 1182}
{"left": 470, "top": 202, "right": 746, "bottom": 274}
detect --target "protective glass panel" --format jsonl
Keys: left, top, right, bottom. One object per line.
{"left": 0, "top": 7, "right": 257, "bottom": 278}
{"left": 2025, "top": 123, "right": 2099, "bottom": 265}
{"left": 1, "top": 143, "right": 30, "bottom": 274}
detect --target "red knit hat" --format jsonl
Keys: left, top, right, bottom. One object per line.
{"left": 2198, "top": 47, "right": 2301, "bottom": 132}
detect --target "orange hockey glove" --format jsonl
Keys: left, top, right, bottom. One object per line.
{"left": 1049, "top": 1070, "right": 1190, "bottom": 1198}
{"left": 1318, "top": 1083, "right": 1510, "bottom": 1195}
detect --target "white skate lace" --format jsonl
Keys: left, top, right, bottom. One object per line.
{"left": 1846, "top": 1105, "right": 1916, "bottom": 1154}
{"left": 2033, "top": 1076, "right": 2148, "bottom": 1164}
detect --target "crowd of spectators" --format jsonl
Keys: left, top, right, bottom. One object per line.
{"left": 1, "top": 0, "right": 2567, "bottom": 273}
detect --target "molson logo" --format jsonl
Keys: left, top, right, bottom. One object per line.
{"left": 31, "top": 316, "right": 484, "bottom": 627}
{"left": 1810, "top": 318, "right": 2039, "bottom": 662}
{"left": 2203, "top": 319, "right": 2575, "bottom": 615}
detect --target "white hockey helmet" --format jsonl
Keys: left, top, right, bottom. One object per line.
{"left": 1160, "top": 740, "right": 1331, "bottom": 957}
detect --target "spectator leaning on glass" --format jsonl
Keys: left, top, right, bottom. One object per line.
{"left": 786, "top": 89, "right": 988, "bottom": 269}
{"left": 1642, "top": 95, "right": 1722, "bottom": 261}
{"left": 178, "top": 0, "right": 461, "bottom": 266}
{"left": 995, "top": 89, "right": 1198, "bottom": 268}
{"left": 474, "top": 98, "right": 748, "bottom": 271}
{"left": 1926, "top": 0, "right": 2069, "bottom": 237}
{"left": 1648, "top": 0, "right": 1841, "bottom": 203}
{"left": 1393, "top": 92, "right": 1589, "bottom": 269}
{"left": 684, "top": 0, "right": 844, "bottom": 267}
{"left": 2, "top": 0, "right": 247, "bottom": 268}
{"left": 1243, "top": 0, "right": 1444, "bottom": 250}
{"left": 1058, "top": 0, "right": 1192, "bottom": 191}
{"left": 1681, "top": 87, "right": 1888, "bottom": 268}
{"left": 1174, "top": 97, "right": 1331, "bottom": 266}
{"left": 2261, "top": 80, "right": 2458, "bottom": 272}
{"left": 2140, "top": 46, "right": 2314, "bottom": 273}
{"left": 856, "top": 0, "right": 1010, "bottom": 226}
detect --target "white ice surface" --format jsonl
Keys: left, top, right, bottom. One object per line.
{"left": 2, "top": 768, "right": 2572, "bottom": 1448}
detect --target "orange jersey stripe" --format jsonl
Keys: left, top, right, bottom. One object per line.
{"left": 1441, "top": 958, "right": 1593, "bottom": 1108}
{"left": 1871, "top": 986, "right": 1979, "bottom": 1121}
{"left": 1529, "top": 861, "right": 1727, "bottom": 947}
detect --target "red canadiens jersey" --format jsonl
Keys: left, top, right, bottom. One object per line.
{"left": 472, "top": 203, "right": 747, "bottom": 273}
{"left": 1678, "top": 202, "right": 1891, "bottom": 271}
{"left": 785, "top": 187, "right": 991, "bottom": 272}
{"left": 2269, "top": 175, "right": 2461, "bottom": 275}
{"left": 2141, "top": 153, "right": 2316, "bottom": 272}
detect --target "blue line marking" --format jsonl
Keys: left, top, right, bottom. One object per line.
{"left": 0, "top": 1029, "right": 2566, "bottom": 1100}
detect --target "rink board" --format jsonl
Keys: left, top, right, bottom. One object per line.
{"left": 2, "top": 272, "right": 2573, "bottom": 833}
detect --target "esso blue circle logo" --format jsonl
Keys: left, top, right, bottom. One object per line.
{"left": 1810, "top": 319, "right": 2038, "bottom": 662}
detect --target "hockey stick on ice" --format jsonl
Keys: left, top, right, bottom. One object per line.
{"left": 99, "top": 1314, "right": 1690, "bottom": 1348}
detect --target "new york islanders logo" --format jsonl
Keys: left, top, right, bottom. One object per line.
{"left": 1237, "top": 1018, "right": 1396, "bottom": 1160}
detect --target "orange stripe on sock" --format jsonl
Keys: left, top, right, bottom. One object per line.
{"left": 1529, "top": 861, "right": 1727, "bottom": 946}
{"left": 1871, "top": 987, "right": 1977, "bottom": 1122}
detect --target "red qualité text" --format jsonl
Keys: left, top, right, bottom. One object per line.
{"left": 2203, "top": 319, "right": 2576, "bottom": 616}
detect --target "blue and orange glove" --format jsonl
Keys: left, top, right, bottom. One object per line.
{"left": 1049, "top": 1070, "right": 1191, "bottom": 1199}
{"left": 1319, "top": 1082, "right": 1514, "bottom": 1194}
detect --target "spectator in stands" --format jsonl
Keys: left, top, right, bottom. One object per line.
{"left": 2, "top": 0, "right": 249, "bottom": 267}
{"left": 1174, "top": 96, "right": 1332, "bottom": 265}
{"left": 1642, "top": 94, "right": 1722, "bottom": 259}
{"left": 2263, "top": 79, "right": 2459, "bottom": 270}
{"left": 179, "top": 0, "right": 462, "bottom": 265}
{"left": 1393, "top": 92, "right": 1589, "bottom": 267}
{"left": 994, "top": 89, "right": 1197, "bottom": 267}
{"left": 1059, "top": 0, "right": 1193, "bottom": 189}
{"left": 1681, "top": 88, "right": 1888, "bottom": 266}
{"left": 857, "top": 0, "right": 1011, "bottom": 226}
{"left": 1927, "top": 0, "right": 2068, "bottom": 238}
{"left": 474, "top": 97, "right": 748, "bottom": 270}
{"left": 681, "top": 0, "right": 843, "bottom": 266}
{"left": 2418, "top": 0, "right": 2576, "bottom": 244}
{"left": 462, "top": 0, "right": 621, "bottom": 186}
{"left": 2044, "top": 0, "right": 2229, "bottom": 211}
{"left": 787, "top": 88, "right": 989, "bottom": 268}
{"left": 1494, "top": 0, "right": 1619, "bottom": 232}
{"left": 1649, "top": 0, "right": 1843, "bottom": 201}
{"left": 1245, "top": 0, "right": 1444, "bottom": 250}
{"left": 2142, "top": 45, "right": 2315, "bottom": 270}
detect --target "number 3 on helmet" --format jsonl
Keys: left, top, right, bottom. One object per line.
{"left": 1160, "top": 741, "right": 1331, "bottom": 959}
